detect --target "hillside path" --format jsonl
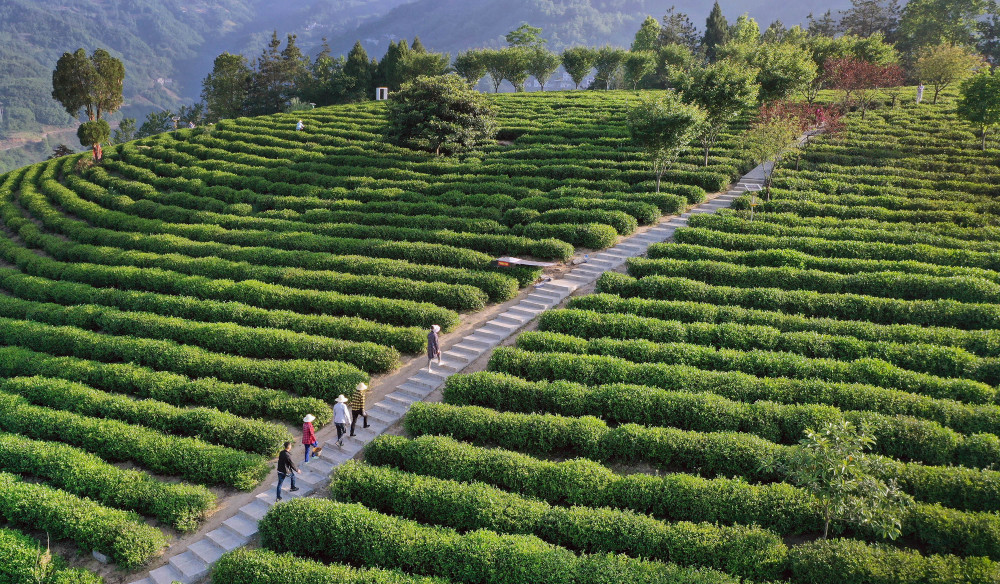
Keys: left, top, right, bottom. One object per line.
{"left": 127, "top": 165, "right": 766, "bottom": 584}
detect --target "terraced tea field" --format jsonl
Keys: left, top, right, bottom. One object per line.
{"left": 0, "top": 90, "right": 750, "bottom": 579}
{"left": 224, "top": 98, "right": 1000, "bottom": 584}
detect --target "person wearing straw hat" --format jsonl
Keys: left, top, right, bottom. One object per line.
{"left": 302, "top": 414, "right": 320, "bottom": 463}
{"left": 333, "top": 394, "right": 351, "bottom": 447}
{"left": 349, "top": 382, "right": 370, "bottom": 437}
{"left": 427, "top": 324, "right": 442, "bottom": 372}
{"left": 276, "top": 441, "right": 300, "bottom": 501}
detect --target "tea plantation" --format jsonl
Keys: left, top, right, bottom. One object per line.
{"left": 0, "top": 90, "right": 749, "bottom": 578}
{"left": 215, "top": 98, "right": 1000, "bottom": 584}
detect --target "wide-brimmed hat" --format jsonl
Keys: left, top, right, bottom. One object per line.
{"left": 303, "top": 414, "right": 316, "bottom": 423}
{"left": 335, "top": 394, "right": 349, "bottom": 403}
{"left": 431, "top": 324, "right": 441, "bottom": 332}
{"left": 356, "top": 382, "right": 368, "bottom": 392}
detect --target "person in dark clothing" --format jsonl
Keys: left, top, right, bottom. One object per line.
{"left": 349, "top": 382, "right": 371, "bottom": 437}
{"left": 427, "top": 324, "right": 441, "bottom": 372}
{"left": 276, "top": 441, "right": 300, "bottom": 501}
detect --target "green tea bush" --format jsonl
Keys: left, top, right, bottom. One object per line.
{"left": 211, "top": 548, "right": 448, "bottom": 584}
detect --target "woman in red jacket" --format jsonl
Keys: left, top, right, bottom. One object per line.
{"left": 302, "top": 414, "right": 320, "bottom": 463}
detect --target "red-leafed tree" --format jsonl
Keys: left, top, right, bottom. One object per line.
{"left": 824, "top": 57, "right": 905, "bottom": 119}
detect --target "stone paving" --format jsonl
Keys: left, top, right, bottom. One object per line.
{"left": 127, "top": 171, "right": 765, "bottom": 584}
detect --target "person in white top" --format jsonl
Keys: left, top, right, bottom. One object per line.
{"left": 296, "top": 120, "right": 304, "bottom": 131}
{"left": 333, "top": 394, "right": 351, "bottom": 447}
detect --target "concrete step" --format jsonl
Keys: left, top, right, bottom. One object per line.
{"left": 524, "top": 293, "right": 560, "bottom": 306}
{"left": 519, "top": 300, "right": 548, "bottom": 311}
{"left": 397, "top": 381, "right": 435, "bottom": 399}
{"left": 441, "top": 349, "right": 474, "bottom": 363}
{"left": 462, "top": 333, "right": 502, "bottom": 348}
{"left": 304, "top": 458, "right": 335, "bottom": 475}
{"left": 168, "top": 551, "right": 210, "bottom": 581}
{"left": 189, "top": 538, "right": 227, "bottom": 564}
{"left": 206, "top": 526, "right": 248, "bottom": 551}
{"left": 564, "top": 273, "right": 596, "bottom": 283}
{"left": 386, "top": 391, "right": 419, "bottom": 406}
{"left": 128, "top": 578, "right": 155, "bottom": 584}
{"left": 149, "top": 564, "right": 186, "bottom": 584}
{"left": 411, "top": 370, "right": 448, "bottom": 387}
{"left": 446, "top": 344, "right": 481, "bottom": 358}
{"left": 239, "top": 498, "right": 272, "bottom": 521}
{"left": 223, "top": 511, "right": 259, "bottom": 538}
{"left": 375, "top": 398, "right": 409, "bottom": 416}
{"left": 507, "top": 306, "right": 543, "bottom": 319}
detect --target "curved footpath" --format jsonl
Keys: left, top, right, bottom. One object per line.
{"left": 129, "top": 164, "right": 766, "bottom": 584}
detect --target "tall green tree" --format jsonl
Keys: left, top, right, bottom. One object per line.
{"left": 914, "top": 43, "right": 985, "bottom": 103}
{"left": 302, "top": 40, "right": 348, "bottom": 107}
{"left": 626, "top": 92, "right": 706, "bottom": 192}
{"left": 632, "top": 16, "right": 661, "bottom": 52}
{"left": 685, "top": 61, "right": 759, "bottom": 165}
{"left": 400, "top": 51, "right": 451, "bottom": 83}
{"left": 730, "top": 14, "right": 761, "bottom": 45}
{"left": 411, "top": 37, "right": 427, "bottom": 53}
{"left": 280, "top": 34, "right": 311, "bottom": 100}
{"left": 247, "top": 31, "right": 286, "bottom": 115}
{"left": 201, "top": 52, "right": 251, "bottom": 121}
{"left": 659, "top": 7, "right": 701, "bottom": 51}
{"left": 896, "top": 0, "right": 987, "bottom": 59}
{"left": 377, "top": 40, "right": 411, "bottom": 91}
{"left": 112, "top": 118, "right": 136, "bottom": 145}
{"left": 839, "top": 0, "right": 902, "bottom": 38}
{"left": 720, "top": 42, "right": 817, "bottom": 101}
{"left": 51, "top": 48, "right": 123, "bottom": 160}
{"left": 561, "top": 47, "right": 597, "bottom": 89}
{"left": 386, "top": 74, "right": 497, "bottom": 156}
{"left": 343, "top": 41, "right": 375, "bottom": 101}
{"left": 957, "top": 69, "right": 1000, "bottom": 149}
{"left": 702, "top": 2, "right": 730, "bottom": 62}
{"left": 526, "top": 48, "right": 561, "bottom": 90}
{"left": 453, "top": 51, "right": 487, "bottom": 86}
{"left": 623, "top": 51, "right": 657, "bottom": 89}
{"left": 506, "top": 24, "right": 546, "bottom": 49}
{"left": 482, "top": 48, "right": 529, "bottom": 92}
{"left": 807, "top": 11, "right": 841, "bottom": 37}
{"left": 593, "top": 46, "right": 627, "bottom": 90}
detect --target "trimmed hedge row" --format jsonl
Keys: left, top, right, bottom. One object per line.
{"left": 0, "top": 390, "right": 269, "bottom": 490}
{"left": 534, "top": 208, "right": 638, "bottom": 235}
{"left": 567, "top": 294, "right": 1000, "bottom": 358}
{"left": 1, "top": 376, "right": 289, "bottom": 456}
{"left": 0, "top": 266, "right": 426, "bottom": 355}
{"left": 330, "top": 461, "right": 787, "bottom": 581}
{"left": 364, "top": 435, "right": 1000, "bottom": 561}
{"left": 0, "top": 291, "right": 399, "bottom": 374}
{"left": 626, "top": 256, "right": 1000, "bottom": 304}
{"left": 0, "top": 431, "right": 214, "bottom": 531}
{"left": 538, "top": 308, "right": 984, "bottom": 381}
{"left": 679, "top": 221, "right": 1000, "bottom": 269}
{"left": 0, "top": 471, "right": 166, "bottom": 569}
{"left": 516, "top": 331, "right": 994, "bottom": 404}
{"left": 211, "top": 548, "right": 449, "bottom": 584}
{"left": 443, "top": 372, "right": 999, "bottom": 469}
{"left": 0, "top": 316, "right": 369, "bottom": 400}
{"left": 0, "top": 528, "right": 104, "bottom": 584}
{"left": 652, "top": 241, "right": 1000, "bottom": 285}
{"left": 598, "top": 272, "right": 1000, "bottom": 331}
{"left": 521, "top": 222, "right": 618, "bottom": 249}
{"left": 0, "top": 345, "right": 331, "bottom": 426}
{"left": 489, "top": 345, "right": 1000, "bottom": 439}
{"left": 259, "top": 498, "right": 738, "bottom": 584}
{"left": 406, "top": 400, "right": 1000, "bottom": 513}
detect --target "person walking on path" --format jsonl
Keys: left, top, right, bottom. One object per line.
{"left": 276, "top": 441, "right": 300, "bottom": 501}
{"left": 333, "top": 395, "right": 351, "bottom": 447}
{"left": 427, "top": 324, "right": 442, "bottom": 372}
{"left": 349, "top": 382, "right": 370, "bottom": 437}
{"left": 302, "top": 414, "right": 319, "bottom": 463}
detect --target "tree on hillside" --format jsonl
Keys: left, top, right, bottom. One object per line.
{"left": 526, "top": 48, "right": 561, "bottom": 91}
{"left": 729, "top": 14, "right": 761, "bottom": 45}
{"left": 957, "top": 69, "right": 1000, "bottom": 149}
{"left": 719, "top": 42, "right": 817, "bottom": 101}
{"left": 112, "top": 118, "right": 136, "bottom": 144}
{"left": 342, "top": 41, "right": 376, "bottom": 101}
{"left": 593, "top": 46, "right": 626, "bottom": 89}
{"left": 376, "top": 40, "right": 411, "bottom": 92}
{"left": 762, "top": 20, "right": 788, "bottom": 44}
{"left": 652, "top": 43, "right": 696, "bottom": 89}
{"left": 980, "top": 5, "right": 1000, "bottom": 64}
{"left": 914, "top": 43, "right": 984, "bottom": 103}
{"left": 51, "top": 48, "right": 124, "bottom": 160}
{"left": 482, "top": 48, "right": 529, "bottom": 92}
{"left": 632, "top": 16, "right": 661, "bottom": 52}
{"left": 807, "top": 11, "right": 841, "bottom": 37}
{"left": 506, "top": 24, "right": 546, "bottom": 49}
{"left": 302, "top": 41, "right": 348, "bottom": 107}
{"left": 411, "top": 37, "right": 427, "bottom": 53}
{"left": 702, "top": 2, "right": 730, "bottom": 62}
{"left": 659, "top": 6, "right": 700, "bottom": 51}
{"left": 896, "top": 0, "right": 987, "bottom": 59}
{"left": 400, "top": 51, "right": 450, "bottom": 82}
{"left": 561, "top": 47, "right": 597, "bottom": 89}
{"left": 627, "top": 92, "right": 706, "bottom": 192}
{"left": 623, "top": 51, "right": 657, "bottom": 89}
{"left": 246, "top": 32, "right": 286, "bottom": 114}
{"left": 765, "top": 421, "right": 913, "bottom": 540}
{"left": 839, "top": 0, "right": 902, "bottom": 39}
{"left": 685, "top": 61, "right": 759, "bottom": 165}
{"left": 825, "top": 57, "right": 904, "bottom": 117}
{"left": 386, "top": 74, "right": 497, "bottom": 156}
{"left": 453, "top": 51, "right": 487, "bottom": 86}
{"left": 201, "top": 52, "right": 251, "bottom": 121}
